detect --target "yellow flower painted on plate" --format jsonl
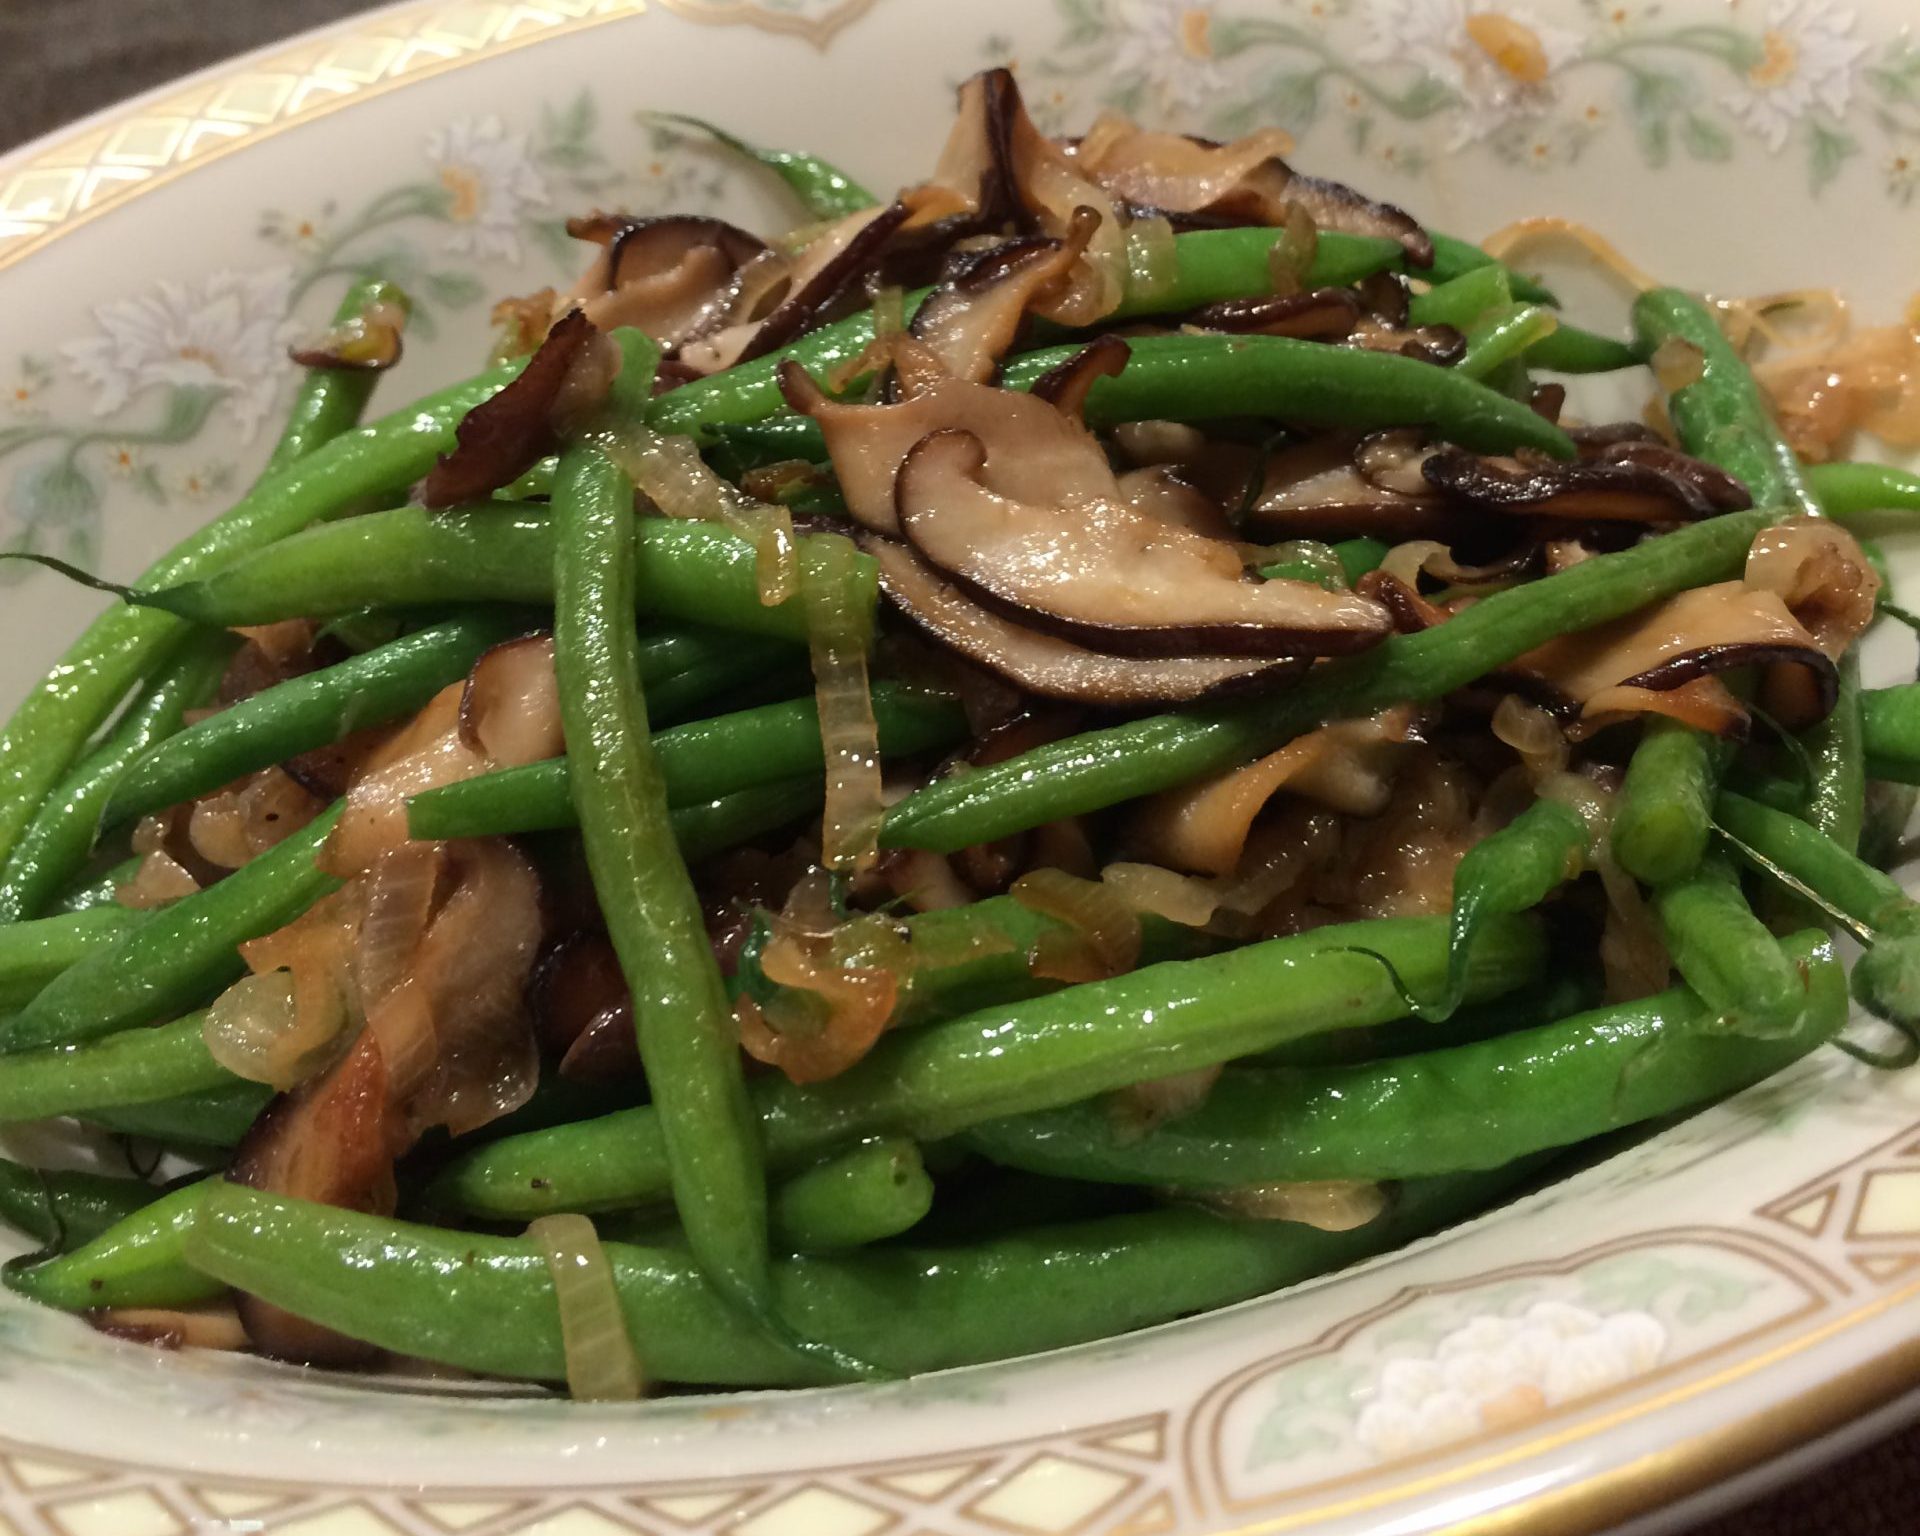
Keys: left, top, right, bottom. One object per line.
{"left": 1463, "top": 12, "right": 1552, "bottom": 84}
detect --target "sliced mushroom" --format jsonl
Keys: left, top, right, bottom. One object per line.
{"left": 1066, "top": 114, "right": 1432, "bottom": 263}
{"left": 895, "top": 429, "right": 1390, "bottom": 658}
{"left": 900, "top": 67, "right": 1023, "bottom": 236}
{"left": 1027, "top": 333, "right": 1130, "bottom": 423}
{"left": 458, "top": 634, "right": 563, "bottom": 768}
{"left": 781, "top": 364, "right": 1124, "bottom": 534}
{"left": 1116, "top": 465, "right": 1235, "bottom": 540}
{"left": 1185, "top": 288, "right": 1362, "bottom": 341}
{"left": 735, "top": 201, "right": 912, "bottom": 365}
{"left": 1422, "top": 445, "right": 1754, "bottom": 522}
{"left": 869, "top": 537, "right": 1296, "bottom": 705}
{"left": 1510, "top": 581, "right": 1839, "bottom": 735}
{"left": 1130, "top": 708, "right": 1419, "bottom": 877}
{"left": 904, "top": 214, "right": 1098, "bottom": 384}
{"left": 565, "top": 214, "right": 769, "bottom": 349}
{"left": 416, "top": 308, "right": 614, "bottom": 508}
{"left": 1238, "top": 433, "right": 1463, "bottom": 542}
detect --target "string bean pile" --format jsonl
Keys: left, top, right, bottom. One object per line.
{"left": 0, "top": 68, "right": 1915, "bottom": 1399}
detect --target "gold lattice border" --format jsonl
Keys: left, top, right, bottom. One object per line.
{"left": 0, "top": 0, "right": 875, "bottom": 273}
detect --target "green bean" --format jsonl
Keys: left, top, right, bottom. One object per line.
{"left": 1458, "top": 303, "right": 1560, "bottom": 382}
{"left": 102, "top": 613, "right": 531, "bottom": 829}
{"left": 554, "top": 331, "right": 801, "bottom": 1364}
{"left": 1713, "top": 789, "right": 1920, "bottom": 1030}
{"left": 882, "top": 507, "right": 1775, "bottom": 854}
{"left": 0, "top": 906, "right": 138, "bottom": 1012}
{"left": 645, "top": 636, "right": 804, "bottom": 724}
{"left": 609, "top": 1138, "right": 936, "bottom": 1253}
{"left": 994, "top": 333, "right": 1575, "bottom": 458}
{"left": 0, "top": 807, "right": 341, "bottom": 1052}
{"left": 1440, "top": 798, "right": 1586, "bottom": 1019}
{"left": 406, "top": 684, "right": 965, "bottom": 840}
{"left": 133, "top": 504, "right": 875, "bottom": 643}
{"left": 5, "top": 1180, "right": 221, "bottom": 1310}
{"left": 652, "top": 229, "right": 1448, "bottom": 439}
{"left": 1803, "top": 652, "right": 1866, "bottom": 853}
{"left": 432, "top": 912, "right": 1543, "bottom": 1217}
{"left": 1805, "top": 461, "right": 1920, "bottom": 521}
{"left": 0, "top": 631, "right": 236, "bottom": 924}
{"left": 651, "top": 116, "right": 878, "bottom": 221}
{"left": 1610, "top": 719, "right": 1726, "bottom": 887}
{"left": 1651, "top": 851, "right": 1808, "bottom": 1036}
{"left": 766, "top": 1139, "right": 932, "bottom": 1250}
{"left": 1609, "top": 289, "right": 1827, "bottom": 889}
{"left": 1715, "top": 791, "right": 1907, "bottom": 934}
{"left": 1862, "top": 683, "right": 1920, "bottom": 779}
{"left": 736, "top": 892, "right": 1211, "bottom": 1033}
{"left": 1407, "top": 265, "right": 1510, "bottom": 330}
{"left": 51, "top": 855, "right": 141, "bottom": 915}
{"left": 1524, "top": 322, "right": 1642, "bottom": 375}
{"left": 0, "top": 1013, "right": 229, "bottom": 1121}
{"left": 1633, "top": 287, "right": 1820, "bottom": 518}
{"left": 969, "top": 932, "right": 1843, "bottom": 1188}
{"left": 186, "top": 1166, "right": 1525, "bottom": 1386}
{"left": 264, "top": 278, "right": 409, "bottom": 474}
{"left": 0, "top": 359, "right": 523, "bottom": 876}
{"left": 668, "top": 778, "right": 824, "bottom": 863}
{"left": 82, "top": 1083, "right": 270, "bottom": 1148}
{"left": 0, "top": 1160, "right": 158, "bottom": 1250}
{"left": 1424, "top": 232, "right": 1557, "bottom": 304}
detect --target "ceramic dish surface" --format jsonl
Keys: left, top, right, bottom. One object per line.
{"left": 1, "top": 2, "right": 1918, "bottom": 1532}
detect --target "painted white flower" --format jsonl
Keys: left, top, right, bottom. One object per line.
{"left": 1359, "top": 0, "right": 1583, "bottom": 147}
{"left": 424, "top": 115, "right": 550, "bottom": 263}
{"left": 1721, "top": 0, "right": 1868, "bottom": 154}
{"left": 62, "top": 267, "right": 296, "bottom": 441}
{"left": 1107, "top": 0, "right": 1233, "bottom": 119}
{"left": 1354, "top": 1302, "right": 1666, "bottom": 1462}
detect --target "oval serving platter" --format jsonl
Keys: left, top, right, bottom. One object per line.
{"left": 1, "top": 3, "right": 1918, "bottom": 1533}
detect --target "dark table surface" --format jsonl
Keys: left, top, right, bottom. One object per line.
{"left": 4, "top": 3, "right": 1916, "bottom": 1531}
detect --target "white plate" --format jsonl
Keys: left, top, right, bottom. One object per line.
{"left": 1, "top": 3, "right": 1918, "bottom": 1533}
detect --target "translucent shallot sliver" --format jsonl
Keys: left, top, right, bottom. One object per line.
{"left": 592, "top": 420, "right": 799, "bottom": 606}
{"left": 1011, "top": 867, "right": 1142, "bottom": 983}
{"left": 805, "top": 533, "right": 884, "bottom": 872}
{"left": 203, "top": 970, "right": 348, "bottom": 1091}
{"left": 528, "top": 1214, "right": 645, "bottom": 1401}
{"left": 117, "top": 848, "right": 199, "bottom": 909}
{"left": 1100, "top": 861, "right": 1219, "bottom": 929}
{"left": 1108, "top": 1063, "right": 1222, "bottom": 1142}
{"left": 1189, "top": 1179, "right": 1388, "bottom": 1231}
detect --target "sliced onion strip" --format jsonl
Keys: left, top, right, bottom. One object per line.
{"left": 528, "top": 1213, "right": 645, "bottom": 1401}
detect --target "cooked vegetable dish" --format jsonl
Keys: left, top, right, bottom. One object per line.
{"left": 1, "top": 69, "right": 1919, "bottom": 1395}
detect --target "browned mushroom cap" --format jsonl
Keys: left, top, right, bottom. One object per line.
{"left": 1238, "top": 433, "right": 1466, "bottom": 542}
{"left": 905, "top": 214, "right": 1098, "bottom": 384}
{"left": 1421, "top": 444, "right": 1754, "bottom": 522}
{"left": 457, "top": 635, "right": 563, "bottom": 768}
{"left": 417, "top": 307, "right": 614, "bottom": 507}
{"left": 1116, "top": 465, "right": 1235, "bottom": 540}
{"left": 895, "top": 429, "right": 1391, "bottom": 659}
{"left": 1185, "top": 288, "right": 1363, "bottom": 341}
{"left": 735, "top": 201, "right": 912, "bottom": 366}
{"left": 780, "top": 363, "right": 1126, "bottom": 534}
{"left": 1509, "top": 581, "right": 1838, "bottom": 736}
{"left": 901, "top": 67, "right": 1024, "bottom": 235}
{"left": 566, "top": 213, "right": 770, "bottom": 348}
{"left": 1066, "top": 114, "right": 1432, "bottom": 264}
{"left": 1028, "top": 333, "right": 1131, "bottom": 422}
{"left": 868, "top": 536, "right": 1299, "bottom": 705}
{"left": 228, "top": 1031, "right": 406, "bottom": 1365}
